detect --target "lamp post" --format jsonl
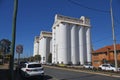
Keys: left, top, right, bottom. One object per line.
{"left": 10, "top": 0, "right": 18, "bottom": 80}
{"left": 110, "top": 0, "right": 118, "bottom": 71}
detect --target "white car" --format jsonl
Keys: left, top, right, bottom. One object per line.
{"left": 83, "top": 64, "right": 94, "bottom": 69}
{"left": 99, "top": 64, "right": 120, "bottom": 72}
{"left": 20, "top": 62, "right": 44, "bottom": 78}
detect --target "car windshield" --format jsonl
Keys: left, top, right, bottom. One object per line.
{"left": 110, "top": 64, "right": 115, "bottom": 67}
{"left": 28, "top": 64, "right": 41, "bottom": 68}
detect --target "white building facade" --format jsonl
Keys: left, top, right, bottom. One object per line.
{"left": 33, "top": 31, "right": 52, "bottom": 64}
{"left": 52, "top": 14, "right": 92, "bottom": 65}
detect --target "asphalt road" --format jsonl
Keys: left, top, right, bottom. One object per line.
{"left": 44, "top": 66, "right": 120, "bottom": 80}
{"left": 1, "top": 64, "right": 120, "bottom": 80}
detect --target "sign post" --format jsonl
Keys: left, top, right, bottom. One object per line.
{"left": 16, "top": 45, "right": 23, "bottom": 64}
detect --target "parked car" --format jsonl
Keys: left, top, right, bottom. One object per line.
{"left": 20, "top": 62, "right": 44, "bottom": 78}
{"left": 83, "top": 64, "right": 94, "bottom": 69}
{"left": 98, "top": 64, "right": 120, "bottom": 72}
{"left": 15, "top": 61, "right": 27, "bottom": 72}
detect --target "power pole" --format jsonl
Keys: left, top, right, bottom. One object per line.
{"left": 110, "top": 0, "right": 118, "bottom": 71}
{"left": 10, "top": 0, "right": 18, "bottom": 80}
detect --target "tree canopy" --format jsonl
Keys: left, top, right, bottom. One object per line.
{"left": 0, "top": 39, "right": 11, "bottom": 54}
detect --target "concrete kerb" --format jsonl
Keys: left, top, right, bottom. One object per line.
{"left": 44, "top": 65, "right": 120, "bottom": 78}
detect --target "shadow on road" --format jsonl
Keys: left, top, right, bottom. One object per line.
{"left": 14, "top": 71, "right": 53, "bottom": 80}
{"left": 0, "top": 69, "right": 53, "bottom": 80}
{"left": 0, "top": 69, "right": 9, "bottom": 80}
{"left": 18, "top": 75, "right": 53, "bottom": 80}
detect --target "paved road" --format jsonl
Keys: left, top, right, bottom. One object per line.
{"left": 44, "top": 66, "right": 120, "bottom": 80}
{"left": 0, "top": 64, "right": 120, "bottom": 80}
{"left": 0, "top": 64, "right": 49, "bottom": 80}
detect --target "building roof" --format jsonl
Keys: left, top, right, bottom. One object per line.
{"left": 52, "top": 14, "right": 91, "bottom": 29}
{"left": 92, "top": 44, "right": 120, "bottom": 53}
{"left": 34, "top": 36, "right": 39, "bottom": 43}
{"left": 39, "top": 31, "right": 52, "bottom": 40}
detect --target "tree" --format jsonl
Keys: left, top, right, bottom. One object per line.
{"left": 0, "top": 39, "right": 11, "bottom": 54}
{"left": 34, "top": 54, "right": 41, "bottom": 62}
{"left": 29, "top": 56, "right": 34, "bottom": 62}
{"left": 0, "top": 39, "right": 11, "bottom": 63}
{"left": 48, "top": 53, "right": 52, "bottom": 63}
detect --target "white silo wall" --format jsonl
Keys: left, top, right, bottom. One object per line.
{"left": 71, "top": 25, "right": 79, "bottom": 64}
{"left": 33, "top": 42, "right": 39, "bottom": 56}
{"left": 79, "top": 26, "right": 85, "bottom": 65}
{"left": 39, "top": 38, "right": 43, "bottom": 63}
{"left": 67, "top": 24, "right": 71, "bottom": 64}
{"left": 56, "top": 26, "right": 60, "bottom": 63}
{"left": 76, "top": 26, "right": 80, "bottom": 64}
{"left": 39, "top": 38, "right": 41, "bottom": 57}
{"left": 58, "top": 23, "right": 68, "bottom": 64}
{"left": 42, "top": 37, "right": 47, "bottom": 63}
{"left": 52, "top": 28, "right": 56, "bottom": 63}
{"left": 50, "top": 38, "right": 52, "bottom": 54}
{"left": 33, "top": 43, "right": 35, "bottom": 56}
{"left": 46, "top": 37, "right": 50, "bottom": 62}
{"left": 86, "top": 27, "right": 92, "bottom": 63}
{"left": 83, "top": 27, "right": 87, "bottom": 63}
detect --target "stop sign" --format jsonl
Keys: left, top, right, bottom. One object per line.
{"left": 16, "top": 45, "right": 23, "bottom": 54}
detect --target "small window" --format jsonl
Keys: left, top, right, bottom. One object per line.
{"left": 103, "top": 64, "right": 109, "bottom": 67}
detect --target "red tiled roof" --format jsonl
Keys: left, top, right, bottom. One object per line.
{"left": 92, "top": 44, "right": 120, "bottom": 53}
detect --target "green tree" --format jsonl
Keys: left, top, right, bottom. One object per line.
{"left": 34, "top": 54, "right": 41, "bottom": 62}
{"left": 0, "top": 39, "right": 11, "bottom": 54}
{"left": 0, "top": 39, "right": 11, "bottom": 63}
{"left": 29, "top": 56, "right": 34, "bottom": 62}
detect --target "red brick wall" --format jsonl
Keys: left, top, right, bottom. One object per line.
{"left": 92, "top": 51, "right": 120, "bottom": 67}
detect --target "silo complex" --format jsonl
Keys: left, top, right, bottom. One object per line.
{"left": 33, "top": 14, "right": 92, "bottom": 65}
{"left": 33, "top": 31, "right": 52, "bottom": 64}
{"left": 52, "top": 14, "right": 92, "bottom": 65}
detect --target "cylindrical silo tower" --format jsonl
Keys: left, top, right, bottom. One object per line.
{"left": 39, "top": 37, "right": 44, "bottom": 63}
{"left": 79, "top": 26, "right": 85, "bottom": 65}
{"left": 52, "top": 27, "right": 56, "bottom": 63}
{"left": 71, "top": 25, "right": 79, "bottom": 65}
{"left": 56, "top": 26, "right": 60, "bottom": 63}
{"left": 67, "top": 24, "right": 71, "bottom": 64}
{"left": 58, "top": 23, "right": 68, "bottom": 64}
{"left": 42, "top": 37, "right": 47, "bottom": 63}
{"left": 46, "top": 37, "right": 50, "bottom": 62}
{"left": 33, "top": 36, "right": 39, "bottom": 56}
{"left": 86, "top": 27, "right": 92, "bottom": 63}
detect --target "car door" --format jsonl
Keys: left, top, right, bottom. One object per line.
{"left": 105, "top": 65, "right": 110, "bottom": 70}
{"left": 102, "top": 64, "right": 106, "bottom": 70}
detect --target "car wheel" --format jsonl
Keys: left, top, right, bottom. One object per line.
{"left": 98, "top": 67, "right": 102, "bottom": 71}
{"left": 41, "top": 75, "right": 44, "bottom": 80}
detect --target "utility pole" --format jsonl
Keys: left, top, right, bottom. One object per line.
{"left": 10, "top": 0, "right": 18, "bottom": 80}
{"left": 110, "top": 0, "right": 118, "bottom": 71}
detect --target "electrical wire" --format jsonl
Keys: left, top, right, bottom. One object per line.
{"left": 68, "top": 0, "right": 110, "bottom": 13}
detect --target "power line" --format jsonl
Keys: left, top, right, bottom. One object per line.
{"left": 114, "top": 17, "right": 120, "bottom": 26}
{"left": 68, "top": 0, "right": 110, "bottom": 13}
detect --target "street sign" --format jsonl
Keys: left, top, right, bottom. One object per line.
{"left": 16, "top": 45, "right": 23, "bottom": 54}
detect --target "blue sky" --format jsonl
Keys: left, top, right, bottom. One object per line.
{"left": 0, "top": 0, "right": 120, "bottom": 58}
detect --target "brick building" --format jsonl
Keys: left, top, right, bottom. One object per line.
{"left": 92, "top": 44, "right": 120, "bottom": 67}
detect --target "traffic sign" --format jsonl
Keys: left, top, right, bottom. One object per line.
{"left": 16, "top": 45, "right": 23, "bottom": 54}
